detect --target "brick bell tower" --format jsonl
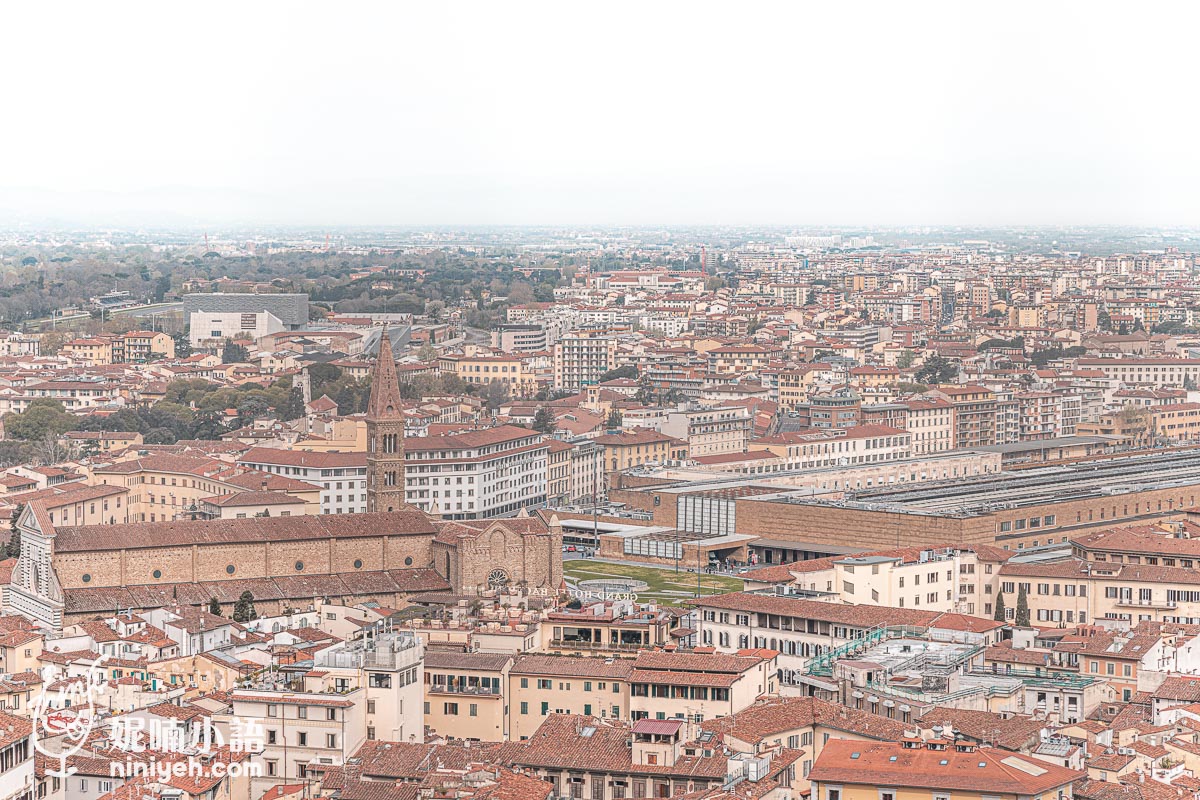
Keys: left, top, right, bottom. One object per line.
{"left": 365, "top": 326, "right": 406, "bottom": 512}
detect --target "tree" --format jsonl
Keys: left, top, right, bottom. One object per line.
{"left": 417, "top": 343, "right": 437, "bottom": 361}
{"left": 172, "top": 332, "right": 193, "bottom": 359}
{"left": 222, "top": 341, "right": 250, "bottom": 363}
{"left": 233, "top": 590, "right": 257, "bottom": 623}
{"left": 1186, "top": 376, "right": 1198, "bottom": 392}
{"left": 993, "top": 591, "right": 1006, "bottom": 622}
{"left": 915, "top": 355, "right": 958, "bottom": 384}
{"left": 208, "top": 597, "right": 221, "bottom": 616}
{"left": 532, "top": 406, "right": 556, "bottom": 434}
{"left": 5, "top": 503, "right": 22, "bottom": 559}
{"left": 31, "top": 432, "right": 70, "bottom": 466}
{"left": 483, "top": 380, "right": 510, "bottom": 411}
{"left": 606, "top": 409, "right": 624, "bottom": 429}
{"left": 3, "top": 399, "right": 75, "bottom": 441}
{"left": 598, "top": 365, "right": 637, "bottom": 382}
{"left": 1015, "top": 584, "right": 1030, "bottom": 627}
{"left": 896, "top": 349, "right": 916, "bottom": 369}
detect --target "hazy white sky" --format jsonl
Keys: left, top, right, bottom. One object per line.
{"left": 3, "top": 1, "right": 1198, "bottom": 226}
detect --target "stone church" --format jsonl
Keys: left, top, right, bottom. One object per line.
{"left": 5, "top": 332, "right": 561, "bottom": 630}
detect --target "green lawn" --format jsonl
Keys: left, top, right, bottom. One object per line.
{"left": 562, "top": 559, "right": 744, "bottom": 606}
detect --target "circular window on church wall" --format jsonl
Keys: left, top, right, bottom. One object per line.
{"left": 226, "top": 565, "right": 235, "bottom": 575}
{"left": 81, "top": 574, "right": 91, "bottom": 583}
{"left": 354, "top": 559, "right": 363, "bottom": 569}
{"left": 295, "top": 561, "right": 304, "bottom": 571}
{"left": 153, "top": 570, "right": 162, "bottom": 579}
{"left": 404, "top": 556, "right": 413, "bottom": 566}
{"left": 487, "top": 568, "right": 509, "bottom": 589}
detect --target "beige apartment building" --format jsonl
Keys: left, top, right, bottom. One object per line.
{"left": 423, "top": 651, "right": 511, "bottom": 741}
{"left": 594, "top": 429, "right": 688, "bottom": 475}
{"left": 198, "top": 491, "right": 309, "bottom": 519}
{"left": 628, "top": 651, "right": 776, "bottom": 737}
{"left": 91, "top": 453, "right": 322, "bottom": 522}
{"left": 661, "top": 406, "right": 751, "bottom": 457}
{"left": 902, "top": 397, "right": 954, "bottom": 455}
{"left": 999, "top": 523, "right": 1200, "bottom": 628}
{"left": 508, "top": 654, "right": 633, "bottom": 740}
{"left": 438, "top": 353, "right": 537, "bottom": 396}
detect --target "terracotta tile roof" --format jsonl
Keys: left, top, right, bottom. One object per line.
{"left": 920, "top": 707, "right": 1043, "bottom": 751}
{"left": 238, "top": 447, "right": 366, "bottom": 468}
{"left": 54, "top": 509, "right": 435, "bottom": 552}
{"left": 510, "top": 654, "right": 634, "bottom": 679}
{"left": 63, "top": 568, "right": 449, "bottom": 614}
{"left": 691, "top": 592, "right": 939, "bottom": 629}
{"left": 699, "top": 696, "right": 906, "bottom": 744}
{"left": 808, "top": 739, "right": 1081, "bottom": 793}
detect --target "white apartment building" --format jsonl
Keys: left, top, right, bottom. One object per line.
{"left": 403, "top": 425, "right": 548, "bottom": 519}
{"left": 237, "top": 448, "right": 367, "bottom": 514}
{"left": 754, "top": 425, "right": 912, "bottom": 471}
{"left": 553, "top": 334, "right": 615, "bottom": 391}
{"left": 1077, "top": 358, "right": 1200, "bottom": 387}
{"left": 0, "top": 711, "right": 33, "bottom": 800}
{"left": 313, "top": 629, "right": 425, "bottom": 745}
{"left": 661, "top": 407, "right": 751, "bottom": 458}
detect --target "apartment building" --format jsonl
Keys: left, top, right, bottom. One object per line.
{"left": 437, "top": 353, "right": 537, "bottom": 396}
{"left": 553, "top": 334, "right": 616, "bottom": 391}
{"left": 491, "top": 324, "right": 552, "bottom": 353}
{"left": 695, "top": 591, "right": 936, "bottom": 674}
{"left": 0, "top": 711, "right": 33, "bottom": 800}
{"left": 502, "top": 713, "right": 798, "bottom": 800}
{"left": 927, "top": 384, "right": 997, "bottom": 449}
{"left": 508, "top": 654, "right": 633, "bottom": 740}
{"left": 594, "top": 429, "right": 688, "bottom": 474}
{"left": 901, "top": 397, "right": 953, "bottom": 454}
{"left": 705, "top": 344, "right": 781, "bottom": 376}
{"left": 661, "top": 406, "right": 751, "bottom": 457}
{"left": 627, "top": 650, "right": 776, "bottom": 733}
{"left": 403, "top": 425, "right": 548, "bottom": 519}
{"left": 236, "top": 448, "right": 366, "bottom": 514}
{"left": 546, "top": 439, "right": 572, "bottom": 505}
{"left": 1151, "top": 402, "right": 1200, "bottom": 442}
{"left": 700, "top": 696, "right": 911, "bottom": 788}
{"left": 92, "top": 454, "right": 320, "bottom": 522}
{"left": 423, "top": 651, "right": 511, "bottom": 741}
{"left": 20, "top": 380, "right": 122, "bottom": 412}
{"left": 1077, "top": 358, "right": 1200, "bottom": 387}
{"left": 219, "top": 630, "right": 422, "bottom": 793}
{"left": 750, "top": 425, "right": 912, "bottom": 470}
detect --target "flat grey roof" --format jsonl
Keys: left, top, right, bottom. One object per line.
{"left": 975, "top": 435, "right": 1122, "bottom": 454}
{"left": 761, "top": 449, "right": 1200, "bottom": 517}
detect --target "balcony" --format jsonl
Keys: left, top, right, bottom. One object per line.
{"left": 1115, "top": 597, "right": 1177, "bottom": 610}
{"left": 427, "top": 684, "right": 501, "bottom": 696}
{"left": 550, "top": 639, "right": 646, "bottom": 652}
